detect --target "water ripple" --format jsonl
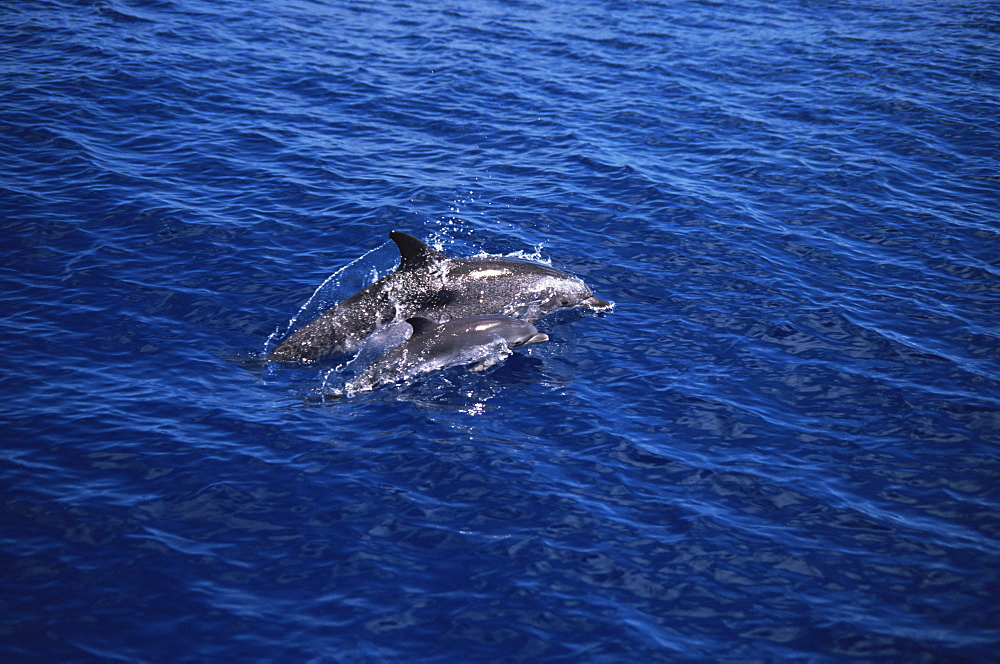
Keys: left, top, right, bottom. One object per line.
{"left": 2, "top": 0, "right": 999, "bottom": 660}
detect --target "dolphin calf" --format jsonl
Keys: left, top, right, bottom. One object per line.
{"left": 347, "top": 316, "right": 549, "bottom": 392}
{"left": 272, "top": 231, "right": 608, "bottom": 362}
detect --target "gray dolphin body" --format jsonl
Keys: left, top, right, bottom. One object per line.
{"left": 348, "top": 316, "right": 549, "bottom": 392}
{"left": 272, "top": 231, "right": 608, "bottom": 362}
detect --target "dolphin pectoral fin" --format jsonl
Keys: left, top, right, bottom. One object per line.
{"left": 390, "top": 231, "right": 446, "bottom": 270}
{"left": 469, "top": 358, "right": 497, "bottom": 372}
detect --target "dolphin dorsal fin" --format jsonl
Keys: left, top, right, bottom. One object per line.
{"left": 390, "top": 231, "right": 446, "bottom": 270}
{"left": 406, "top": 317, "right": 438, "bottom": 337}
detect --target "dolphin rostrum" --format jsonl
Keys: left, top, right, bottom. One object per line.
{"left": 347, "top": 316, "right": 549, "bottom": 392}
{"left": 271, "top": 231, "right": 608, "bottom": 362}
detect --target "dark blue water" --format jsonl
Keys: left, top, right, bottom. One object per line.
{"left": 3, "top": 0, "right": 999, "bottom": 660}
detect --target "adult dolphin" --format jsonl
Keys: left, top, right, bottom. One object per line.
{"left": 347, "top": 316, "right": 549, "bottom": 392}
{"left": 271, "top": 231, "right": 608, "bottom": 362}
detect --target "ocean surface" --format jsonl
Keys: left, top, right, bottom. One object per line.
{"left": 2, "top": 0, "right": 999, "bottom": 661}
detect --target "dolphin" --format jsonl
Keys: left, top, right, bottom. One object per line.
{"left": 347, "top": 316, "right": 549, "bottom": 392}
{"left": 271, "top": 231, "right": 608, "bottom": 362}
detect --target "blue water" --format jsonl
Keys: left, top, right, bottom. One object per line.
{"left": 3, "top": 0, "right": 999, "bottom": 660}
